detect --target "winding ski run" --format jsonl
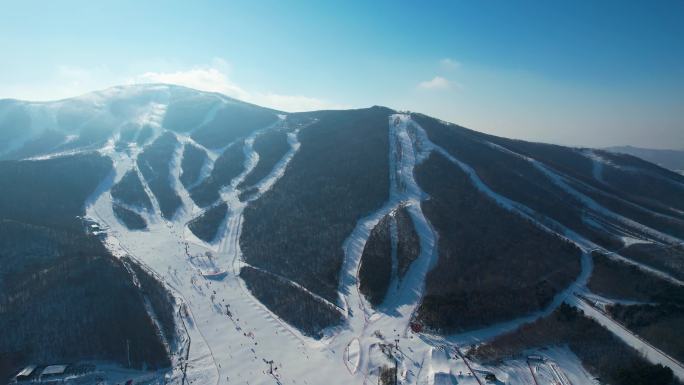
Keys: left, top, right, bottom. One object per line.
{"left": 85, "top": 107, "right": 680, "bottom": 385}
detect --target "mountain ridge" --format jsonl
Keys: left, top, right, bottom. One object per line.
{"left": 607, "top": 145, "right": 684, "bottom": 174}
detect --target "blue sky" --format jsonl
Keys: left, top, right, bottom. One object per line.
{"left": 1, "top": 0, "right": 682, "bottom": 148}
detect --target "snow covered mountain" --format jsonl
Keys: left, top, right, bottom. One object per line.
{"left": 2, "top": 84, "right": 684, "bottom": 385}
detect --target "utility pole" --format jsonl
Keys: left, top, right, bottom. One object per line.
{"left": 393, "top": 339, "right": 399, "bottom": 385}
{"left": 263, "top": 359, "right": 274, "bottom": 376}
{"left": 394, "top": 356, "right": 398, "bottom": 385}
{"left": 127, "top": 339, "right": 131, "bottom": 368}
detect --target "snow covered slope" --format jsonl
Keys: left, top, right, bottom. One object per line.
{"left": 2, "top": 84, "right": 684, "bottom": 384}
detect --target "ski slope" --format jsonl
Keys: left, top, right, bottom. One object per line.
{"left": 74, "top": 90, "right": 683, "bottom": 384}
{"left": 84, "top": 110, "right": 576, "bottom": 385}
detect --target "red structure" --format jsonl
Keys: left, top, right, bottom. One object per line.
{"left": 409, "top": 322, "right": 423, "bottom": 333}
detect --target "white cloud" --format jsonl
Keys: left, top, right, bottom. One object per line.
{"left": 418, "top": 76, "right": 452, "bottom": 90}
{"left": 439, "top": 58, "right": 460, "bottom": 70}
{"left": 132, "top": 62, "right": 346, "bottom": 111}
{"left": 136, "top": 67, "right": 251, "bottom": 101}
{"left": 1, "top": 58, "right": 348, "bottom": 111}
{"left": 257, "top": 93, "right": 348, "bottom": 111}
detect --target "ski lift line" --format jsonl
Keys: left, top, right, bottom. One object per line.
{"left": 527, "top": 360, "right": 541, "bottom": 385}
{"left": 430, "top": 141, "right": 684, "bottom": 288}
{"left": 239, "top": 262, "right": 344, "bottom": 313}
{"left": 549, "top": 361, "right": 574, "bottom": 385}
{"left": 104, "top": 233, "right": 220, "bottom": 385}
{"left": 485, "top": 140, "right": 684, "bottom": 245}
{"left": 573, "top": 294, "right": 684, "bottom": 376}
{"left": 454, "top": 346, "right": 484, "bottom": 385}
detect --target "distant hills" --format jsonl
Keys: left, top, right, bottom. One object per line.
{"left": 607, "top": 146, "right": 684, "bottom": 175}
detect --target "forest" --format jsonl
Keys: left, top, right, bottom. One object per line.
{"left": 240, "top": 107, "right": 392, "bottom": 311}
{"left": 239, "top": 266, "right": 343, "bottom": 338}
{"left": 414, "top": 152, "right": 581, "bottom": 332}
{"left": 189, "top": 142, "right": 244, "bottom": 207}
{"left": 137, "top": 132, "right": 182, "bottom": 219}
{"left": 598, "top": 151, "right": 684, "bottom": 216}
{"left": 358, "top": 214, "right": 393, "bottom": 307}
{"left": 179, "top": 143, "right": 209, "bottom": 188}
{"left": 0, "top": 153, "right": 169, "bottom": 382}
{"left": 588, "top": 251, "right": 684, "bottom": 362}
{"left": 124, "top": 257, "right": 178, "bottom": 347}
{"left": 609, "top": 303, "right": 684, "bottom": 363}
{"left": 238, "top": 129, "right": 291, "bottom": 190}
{"left": 410, "top": 113, "right": 623, "bottom": 251}
{"left": 136, "top": 124, "right": 154, "bottom": 146}
{"left": 474, "top": 304, "right": 677, "bottom": 385}
{"left": 110, "top": 169, "right": 153, "bottom": 211}
{"left": 162, "top": 91, "right": 220, "bottom": 133}
{"left": 454, "top": 113, "right": 684, "bottom": 222}
{"left": 480, "top": 133, "right": 596, "bottom": 183}
{"left": 395, "top": 207, "right": 420, "bottom": 279}
{"left": 588, "top": 251, "right": 684, "bottom": 304}
{"left": 0, "top": 153, "right": 111, "bottom": 230}
{"left": 574, "top": 180, "right": 684, "bottom": 240}
{"left": 412, "top": 113, "right": 684, "bottom": 250}
{"left": 112, "top": 203, "right": 147, "bottom": 230}
{"left": 621, "top": 243, "right": 684, "bottom": 281}
{"left": 188, "top": 202, "right": 228, "bottom": 243}
{"left": 190, "top": 102, "right": 278, "bottom": 149}
{"left": 439, "top": 112, "right": 684, "bottom": 240}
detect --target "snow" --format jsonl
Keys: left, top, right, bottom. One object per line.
{"left": 570, "top": 294, "right": 684, "bottom": 381}
{"left": 403, "top": 117, "right": 684, "bottom": 377}
{"left": 176, "top": 135, "right": 220, "bottom": 191}
{"left": 488, "top": 141, "right": 683, "bottom": 245}
{"left": 87, "top": 111, "right": 573, "bottom": 385}
{"left": 395, "top": 122, "right": 597, "bottom": 346}
{"left": 88, "top": 109, "right": 351, "bottom": 385}
{"left": 250, "top": 129, "right": 301, "bottom": 195}
{"left": 344, "top": 338, "right": 361, "bottom": 374}
{"left": 75, "top": 96, "right": 684, "bottom": 384}
{"left": 16, "top": 363, "right": 157, "bottom": 385}
{"left": 331, "top": 114, "right": 445, "bottom": 382}
{"left": 478, "top": 141, "right": 684, "bottom": 286}
{"left": 583, "top": 149, "right": 607, "bottom": 183}
{"left": 136, "top": 102, "right": 167, "bottom": 129}
{"left": 41, "top": 365, "right": 68, "bottom": 375}
{"left": 2, "top": 85, "right": 174, "bottom": 161}
{"left": 414, "top": 138, "right": 684, "bottom": 289}
{"left": 620, "top": 235, "right": 652, "bottom": 247}
{"left": 70, "top": 362, "right": 169, "bottom": 385}
{"left": 15, "top": 365, "right": 37, "bottom": 377}
{"left": 581, "top": 291, "right": 655, "bottom": 310}
{"left": 0, "top": 103, "right": 46, "bottom": 157}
